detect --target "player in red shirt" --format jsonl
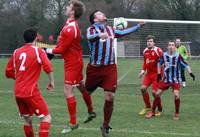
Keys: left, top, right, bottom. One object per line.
{"left": 5, "top": 28, "right": 54, "bottom": 137}
{"left": 45, "top": 0, "right": 95, "bottom": 133}
{"left": 138, "top": 35, "right": 163, "bottom": 116}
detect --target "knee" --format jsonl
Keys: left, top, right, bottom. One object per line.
{"left": 175, "top": 94, "right": 180, "bottom": 99}
{"left": 141, "top": 87, "right": 147, "bottom": 93}
{"left": 41, "top": 114, "right": 52, "bottom": 123}
{"left": 64, "top": 84, "right": 74, "bottom": 97}
{"left": 23, "top": 116, "right": 32, "bottom": 125}
{"left": 105, "top": 92, "right": 115, "bottom": 101}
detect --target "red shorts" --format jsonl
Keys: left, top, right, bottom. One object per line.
{"left": 85, "top": 64, "right": 117, "bottom": 93}
{"left": 15, "top": 93, "right": 49, "bottom": 118}
{"left": 64, "top": 61, "right": 84, "bottom": 86}
{"left": 142, "top": 73, "right": 158, "bottom": 92}
{"left": 158, "top": 81, "right": 180, "bottom": 91}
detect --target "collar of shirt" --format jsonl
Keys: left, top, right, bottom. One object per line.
{"left": 167, "top": 51, "right": 178, "bottom": 57}
{"left": 66, "top": 19, "right": 76, "bottom": 24}
{"left": 93, "top": 22, "right": 105, "bottom": 30}
{"left": 24, "top": 43, "right": 33, "bottom": 47}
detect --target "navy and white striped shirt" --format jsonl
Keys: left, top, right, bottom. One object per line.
{"left": 86, "top": 22, "right": 141, "bottom": 65}
{"left": 158, "top": 51, "right": 188, "bottom": 83}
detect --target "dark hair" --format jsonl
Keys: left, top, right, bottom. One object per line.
{"left": 89, "top": 10, "right": 99, "bottom": 24}
{"left": 70, "top": 0, "right": 86, "bottom": 19}
{"left": 168, "top": 40, "right": 175, "bottom": 44}
{"left": 146, "top": 35, "right": 156, "bottom": 42}
{"left": 23, "top": 28, "right": 37, "bottom": 43}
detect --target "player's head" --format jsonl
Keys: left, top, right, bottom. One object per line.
{"left": 175, "top": 38, "right": 181, "bottom": 47}
{"left": 23, "top": 28, "right": 37, "bottom": 43}
{"left": 65, "top": 0, "right": 86, "bottom": 20}
{"left": 168, "top": 41, "right": 176, "bottom": 53}
{"left": 89, "top": 10, "right": 107, "bottom": 24}
{"left": 146, "top": 35, "right": 155, "bottom": 49}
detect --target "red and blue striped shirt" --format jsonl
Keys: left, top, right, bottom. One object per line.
{"left": 86, "top": 22, "right": 141, "bottom": 65}
{"left": 158, "top": 51, "right": 188, "bottom": 83}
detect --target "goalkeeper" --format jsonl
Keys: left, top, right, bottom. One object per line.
{"left": 175, "top": 38, "right": 189, "bottom": 87}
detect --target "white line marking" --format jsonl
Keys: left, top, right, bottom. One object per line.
{"left": 1, "top": 90, "right": 200, "bottom": 97}
{"left": 0, "top": 120, "right": 199, "bottom": 136}
{"left": 117, "top": 67, "right": 132, "bottom": 83}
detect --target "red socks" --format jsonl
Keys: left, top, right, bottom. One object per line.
{"left": 175, "top": 98, "right": 180, "bottom": 114}
{"left": 103, "top": 100, "right": 114, "bottom": 127}
{"left": 24, "top": 125, "right": 34, "bottom": 137}
{"left": 39, "top": 122, "right": 50, "bottom": 137}
{"left": 152, "top": 97, "right": 160, "bottom": 113}
{"left": 66, "top": 96, "right": 77, "bottom": 125}
{"left": 142, "top": 92, "right": 151, "bottom": 108}
{"left": 81, "top": 91, "right": 93, "bottom": 113}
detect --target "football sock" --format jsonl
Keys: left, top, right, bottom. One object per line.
{"left": 152, "top": 97, "right": 160, "bottom": 113}
{"left": 66, "top": 96, "right": 76, "bottom": 125}
{"left": 175, "top": 98, "right": 180, "bottom": 114}
{"left": 39, "top": 122, "right": 50, "bottom": 137}
{"left": 158, "top": 96, "right": 163, "bottom": 112}
{"left": 103, "top": 100, "right": 113, "bottom": 127}
{"left": 142, "top": 92, "right": 151, "bottom": 108}
{"left": 24, "top": 125, "right": 34, "bottom": 137}
{"left": 81, "top": 91, "right": 93, "bottom": 113}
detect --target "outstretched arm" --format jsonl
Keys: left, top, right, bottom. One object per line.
{"left": 115, "top": 22, "right": 145, "bottom": 38}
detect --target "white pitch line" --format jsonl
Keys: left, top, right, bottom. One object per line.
{"left": 117, "top": 67, "right": 132, "bottom": 83}
{"left": 0, "top": 120, "right": 199, "bottom": 137}
{"left": 1, "top": 90, "right": 200, "bottom": 97}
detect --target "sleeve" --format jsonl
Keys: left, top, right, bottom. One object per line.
{"left": 86, "top": 27, "right": 100, "bottom": 42}
{"left": 179, "top": 55, "right": 188, "bottom": 68}
{"left": 157, "top": 48, "right": 163, "bottom": 57}
{"left": 52, "top": 26, "right": 75, "bottom": 54}
{"left": 115, "top": 24, "right": 140, "bottom": 38}
{"left": 142, "top": 54, "right": 147, "bottom": 71}
{"left": 183, "top": 46, "right": 188, "bottom": 60}
{"left": 158, "top": 55, "right": 164, "bottom": 66}
{"left": 5, "top": 55, "right": 15, "bottom": 79}
{"left": 39, "top": 49, "right": 53, "bottom": 74}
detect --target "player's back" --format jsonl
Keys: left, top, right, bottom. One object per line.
{"left": 14, "top": 44, "right": 44, "bottom": 97}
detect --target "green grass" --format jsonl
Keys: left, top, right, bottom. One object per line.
{"left": 0, "top": 58, "right": 200, "bottom": 137}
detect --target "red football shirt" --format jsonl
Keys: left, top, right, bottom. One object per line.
{"left": 5, "top": 43, "right": 53, "bottom": 97}
{"left": 142, "top": 46, "right": 163, "bottom": 74}
{"left": 52, "top": 19, "right": 83, "bottom": 69}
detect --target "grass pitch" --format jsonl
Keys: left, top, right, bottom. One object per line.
{"left": 0, "top": 58, "right": 199, "bottom": 137}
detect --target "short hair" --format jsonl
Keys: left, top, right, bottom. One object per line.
{"left": 70, "top": 0, "right": 86, "bottom": 19}
{"left": 146, "top": 35, "right": 156, "bottom": 42}
{"left": 168, "top": 40, "right": 175, "bottom": 44}
{"left": 23, "top": 28, "right": 37, "bottom": 43}
{"left": 89, "top": 10, "right": 99, "bottom": 24}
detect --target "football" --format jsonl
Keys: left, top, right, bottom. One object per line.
{"left": 115, "top": 17, "right": 128, "bottom": 30}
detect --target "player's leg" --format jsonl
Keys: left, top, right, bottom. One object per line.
{"left": 139, "top": 74, "right": 151, "bottom": 115}
{"left": 146, "top": 81, "right": 169, "bottom": 119}
{"left": 39, "top": 114, "right": 51, "bottom": 137}
{"left": 61, "top": 83, "right": 79, "bottom": 133}
{"left": 77, "top": 80, "right": 96, "bottom": 123}
{"left": 100, "top": 91, "right": 114, "bottom": 137}
{"left": 152, "top": 75, "right": 163, "bottom": 116}
{"left": 23, "top": 116, "right": 34, "bottom": 137}
{"left": 146, "top": 88, "right": 163, "bottom": 118}
{"left": 61, "top": 68, "right": 81, "bottom": 133}
{"left": 173, "top": 89, "right": 181, "bottom": 120}
{"left": 181, "top": 66, "right": 186, "bottom": 87}
{"left": 15, "top": 98, "right": 35, "bottom": 137}
{"left": 29, "top": 94, "right": 51, "bottom": 137}
{"left": 100, "top": 64, "right": 117, "bottom": 137}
